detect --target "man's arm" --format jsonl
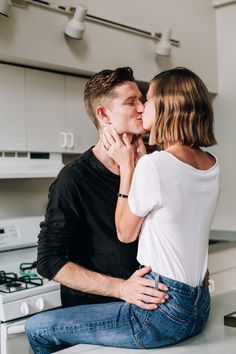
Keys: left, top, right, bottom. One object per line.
{"left": 53, "top": 262, "right": 168, "bottom": 310}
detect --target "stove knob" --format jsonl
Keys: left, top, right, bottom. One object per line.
{"left": 20, "top": 302, "right": 30, "bottom": 316}
{"left": 35, "top": 297, "right": 45, "bottom": 311}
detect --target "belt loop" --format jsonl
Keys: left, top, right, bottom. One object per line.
{"left": 194, "top": 286, "right": 201, "bottom": 306}
{"left": 155, "top": 274, "right": 160, "bottom": 290}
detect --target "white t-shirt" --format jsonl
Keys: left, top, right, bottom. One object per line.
{"left": 128, "top": 151, "right": 220, "bottom": 287}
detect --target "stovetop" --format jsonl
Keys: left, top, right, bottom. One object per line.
{"left": 0, "top": 270, "right": 43, "bottom": 294}
{"left": 0, "top": 217, "right": 61, "bottom": 322}
{"left": 0, "top": 259, "right": 60, "bottom": 303}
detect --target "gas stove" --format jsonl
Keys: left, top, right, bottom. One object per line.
{"left": 0, "top": 217, "right": 61, "bottom": 354}
{"left": 0, "top": 267, "right": 43, "bottom": 294}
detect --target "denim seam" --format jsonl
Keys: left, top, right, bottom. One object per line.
{"left": 167, "top": 300, "right": 195, "bottom": 316}
{"left": 134, "top": 310, "right": 155, "bottom": 349}
{"left": 158, "top": 305, "right": 188, "bottom": 326}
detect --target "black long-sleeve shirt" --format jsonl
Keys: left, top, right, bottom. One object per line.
{"left": 37, "top": 148, "right": 139, "bottom": 307}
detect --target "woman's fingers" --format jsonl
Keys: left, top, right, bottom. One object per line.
{"left": 103, "top": 126, "right": 116, "bottom": 145}
{"left": 122, "top": 133, "right": 132, "bottom": 149}
{"left": 110, "top": 125, "right": 121, "bottom": 143}
{"left": 102, "top": 132, "right": 110, "bottom": 150}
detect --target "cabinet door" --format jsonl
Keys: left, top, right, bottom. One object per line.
{"left": 25, "top": 68, "right": 66, "bottom": 152}
{"left": 0, "top": 64, "right": 26, "bottom": 151}
{"left": 65, "top": 76, "right": 98, "bottom": 153}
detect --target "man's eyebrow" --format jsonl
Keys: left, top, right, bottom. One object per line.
{"left": 124, "top": 94, "right": 142, "bottom": 101}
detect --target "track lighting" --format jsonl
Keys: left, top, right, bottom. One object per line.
{"left": 0, "top": 0, "right": 12, "bottom": 17}
{"left": 64, "top": 5, "right": 87, "bottom": 40}
{"left": 0, "top": 0, "right": 180, "bottom": 56}
{"left": 155, "top": 29, "right": 172, "bottom": 57}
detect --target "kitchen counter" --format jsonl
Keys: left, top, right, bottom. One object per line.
{"left": 55, "top": 290, "right": 236, "bottom": 354}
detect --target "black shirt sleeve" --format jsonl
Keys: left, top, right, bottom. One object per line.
{"left": 37, "top": 165, "right": 83, "bottom": 280}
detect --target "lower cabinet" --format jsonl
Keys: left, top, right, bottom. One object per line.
{"left": 208, "top": 245, "right": 236, "bottom": 295}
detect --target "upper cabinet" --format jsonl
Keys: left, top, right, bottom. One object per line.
{"left": 25, "top": 68, "right": 65, "bottom": 152}
{"left": 0, "top": 64, "right": 98, "bottom": 154}
{"left": 65, "top": 76, "right": 98, "bottom": 153}
{"left": 0, "top": 64, "right": 26, "bottom": 151}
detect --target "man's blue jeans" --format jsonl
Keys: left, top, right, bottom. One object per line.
{"left": 26, "top": 272, "right": 210, "bottom": 354}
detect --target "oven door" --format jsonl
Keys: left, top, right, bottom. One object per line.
{"left": 0, "top": 319, "right": 33, "bottom": 354}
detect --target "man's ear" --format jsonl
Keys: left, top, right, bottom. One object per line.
{"left": 96, "top": 106, "right": 111, "bottom": 125}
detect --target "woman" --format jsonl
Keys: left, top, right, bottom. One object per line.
{"left": 27, "top": 67, "right": 220, "bottom": 352}
{"left": 102, "top": 66, "right": 220, "bottom": 347}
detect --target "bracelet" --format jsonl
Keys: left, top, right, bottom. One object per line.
{"left": 117, "top": 193, "right": 128, "bottom": 198}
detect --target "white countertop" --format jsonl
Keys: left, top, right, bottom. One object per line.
{"left": 55, "top": 290, "right": 236, "bottom": 354}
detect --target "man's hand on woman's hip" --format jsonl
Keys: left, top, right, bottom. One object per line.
{"left": 118, "top": 266, "right": 169, "bottom": 310}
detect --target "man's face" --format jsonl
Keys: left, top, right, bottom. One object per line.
{"left": 104, "top": 82, "right": 145, "bottom": 135}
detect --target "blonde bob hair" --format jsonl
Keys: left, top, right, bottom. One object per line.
{"left": 149, "top": 67, "right": 217, "bottom": 147}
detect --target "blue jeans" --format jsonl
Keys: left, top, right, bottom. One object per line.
{"left": 26, "top": 272, "right": 210, "bottom": 354}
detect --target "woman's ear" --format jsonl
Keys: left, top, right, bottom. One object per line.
{"left": 96, "top": 106, "right": 111, "bottom": 125}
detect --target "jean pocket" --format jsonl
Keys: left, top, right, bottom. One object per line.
{"left": 135, "top": 306, "right": 188, "bottom": 349}
{"left": 158, "top": 302, "right": 188, "bottom": 326}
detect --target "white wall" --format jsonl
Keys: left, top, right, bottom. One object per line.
{"left": 210, "top": 2, "right": 236, "bottom": 230}
{"left": 0, "top": 178, "right": 53, "bottom": 219}
{"left": 0, "top": 0, "right": 217, "bottom": 90}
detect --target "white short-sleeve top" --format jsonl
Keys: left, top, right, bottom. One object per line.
{"left": 128, "top": 151, "right": 220, "bottom": 287}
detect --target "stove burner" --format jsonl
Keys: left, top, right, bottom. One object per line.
{"left": 6, "top": 281, "right": 24, "bottom": 292}
{"left": 0, "top": 270, "right": 43, "bottom": 293}
{"left": 20, "top": 261, "right": 38, "bottom": 278}
{"left": 6, "top": 281, "right": 22, "bottom": 289}
{"left": 0, "top": 271, "right": 17, "bottom": 285}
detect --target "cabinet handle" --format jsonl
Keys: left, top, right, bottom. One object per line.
{"left": 60, "top": 132, "right": 67, "bottom": 148}
{"left": 68, "top": 132, "right": 74, "bottom": 148}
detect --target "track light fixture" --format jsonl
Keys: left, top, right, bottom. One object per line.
{"left": 0, "top": 0, "right": 12, "bottom": 17}
{"left": 155, "top": 29, "right": 172, "bottom": 56}
{"left": 64, "top": 5, "right": 87, "bottom": 40}
{"left": 0, "top": 0, "right": 180, "bottom": 55}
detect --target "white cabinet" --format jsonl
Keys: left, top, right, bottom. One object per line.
{"left": 0, "top": 64, "right": 26, "bottom": 151}
{"left": 0, "top": 64, "right": 98, "bottom": 154}
{"left": 25, "top": 68, "right": 65, "bottom": 152}
{"left": 209, "top": 244, "right": 236, "bottom": 295}
{"left": 65, "top": 76, "right": 98, "bottom": 153}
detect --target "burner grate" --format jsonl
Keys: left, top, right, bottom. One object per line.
{"left": 0, "top": 270, "right": 43, "bottom": 293}
{"left": 0, "top": 271, "right": 17, "bottom": 285}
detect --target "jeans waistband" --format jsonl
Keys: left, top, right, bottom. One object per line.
{"left": 148, "top": 271, "right": 208, "bottom": 296}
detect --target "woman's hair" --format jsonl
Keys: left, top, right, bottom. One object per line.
{"left": 84, "top": 67, "right": 135, "bottom": 129}
{"left": 149, "top": 67, "right": 217, "bottom": 147}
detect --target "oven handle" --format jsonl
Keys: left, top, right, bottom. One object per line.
{"left": 7, "top": 324, "right": 26, "bottom": 335}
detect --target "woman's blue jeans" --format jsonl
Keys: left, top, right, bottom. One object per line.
{"left": 26, "top": 272, "right": 210, "bottom": 354}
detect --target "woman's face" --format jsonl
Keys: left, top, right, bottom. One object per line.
{"left": 142, "top": 83, "right": 156, "bottom": 131}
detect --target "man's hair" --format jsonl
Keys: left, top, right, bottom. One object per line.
{"left": 84, "top": 67, "right": 135, "bottom": 129}
{"left": 149, "top": 67, "right": 217, "bottom": 147}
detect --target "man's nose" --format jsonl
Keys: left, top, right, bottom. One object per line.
{"left": 137, "top": 101, "right": 144, "bottom": 113}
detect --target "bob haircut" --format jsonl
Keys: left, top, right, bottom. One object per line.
{"left": 149, "top": 67, "right": 217, "bottom": 147}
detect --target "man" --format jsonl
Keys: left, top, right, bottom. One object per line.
{"left": 35, "top": 67, "right": 167, "bottom": 310}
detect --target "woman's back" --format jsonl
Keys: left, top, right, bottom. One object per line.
{"left": 165, "top": 144, "right": 216, "bottom": 171}
{"left": 129, "top": 149, "right": 220, "bottom": 286}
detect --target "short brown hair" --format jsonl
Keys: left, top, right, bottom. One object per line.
{"left": 149, "top": 67, "right": 217, "bottom": 147}
{"left": 84, "top": 67, "right": 135, "bottom": 129}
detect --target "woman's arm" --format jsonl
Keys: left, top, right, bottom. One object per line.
{"left": 103, "top": 127, "right": 145, "bottom": 243}
{"left": 115, "top": 167, "right": 144, "bottom": 243}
